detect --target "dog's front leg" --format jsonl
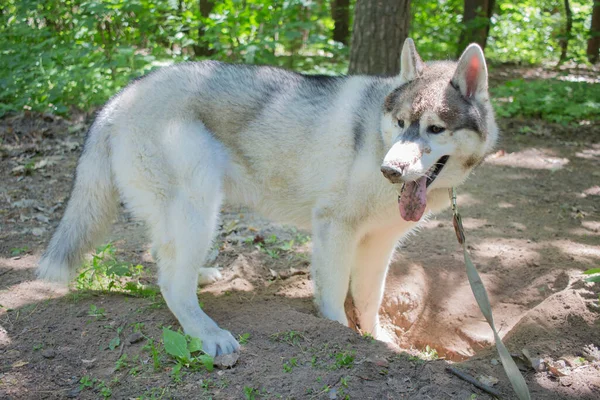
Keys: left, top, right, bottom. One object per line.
{"left": 311, "top": 216, "right": 356, "bottom": 326}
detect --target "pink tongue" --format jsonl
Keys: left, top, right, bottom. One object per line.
{"left": 399, "top": 176, "right": 427, "bottom": 221}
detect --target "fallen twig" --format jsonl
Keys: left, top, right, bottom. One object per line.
{"left": 446, "top": 366, "right": 502, "bottom": 398}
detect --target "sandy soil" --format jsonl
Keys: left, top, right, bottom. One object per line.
{"left": 1, "top": 79, "right": 599, "bottom": 399}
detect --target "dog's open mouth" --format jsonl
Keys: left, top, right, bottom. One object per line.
{"left": 398, "top": 155, "right": 449, "bottom": 222}
{"left": 426, "top": 155, "right": 449, "bottom": 188}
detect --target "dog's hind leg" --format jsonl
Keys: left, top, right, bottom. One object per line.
{"left": 350, "top": 229, "right": 399, "bottom": 342}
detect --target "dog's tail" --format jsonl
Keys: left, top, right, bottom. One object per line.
{"left": 38, "top": 118, "right": 119, "bottom": 283}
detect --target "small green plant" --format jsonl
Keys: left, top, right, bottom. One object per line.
{"left": 362, "top": 332, "right": 375, "bottom": 343}
{"left": 97, "top": 380, "right": 112, "bottom": 398}
{"left": 108, "top": 327, "right": 123, "bottom": 350}
{"left": 333, "top": 351, "right": 355, "bottom": 369}
{"left": 162, "top": 327, "right": 214, "bottom": 381}
{"left": 33, "top": 343, "right": 43, "bottom": 351}
{"left": 79, "top": 376, "right": 94, "bottom": 390}
{"left": 114, "top": 354, "right": 129, "bottom": 371}
{"left": 88, "top": 304, "right": 106, "bottom": 319}
{"left": 243, "top": 386, "right": 260, "bottom": 400}
{"left": 238, "top": 333, "right": 251, "bottom": 344}
{"left": 79, "top": 376, "right": 111, "bottom": 399}
{"left": 283, "top": 357, "right": 298, "bottom": 373}
{"left": 583, "top": 268, "right": 600, "bottom": 283}
{"left": 10, "top": 246, "right": 29, "bottom": 256}
{"left": 75, "top": 243, "right": 158, "bottom": 298}
{"left": 250, "top": 233, "right": 311, "bottom": 259}
{"left": 270, "top": 330, "right": 305, "bottom": 347}
{"left": 420, "top": 345, "right": 438, "bottom": 361}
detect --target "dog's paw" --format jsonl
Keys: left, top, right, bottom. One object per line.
{"left": 201, "top": 328, "right": 240, "bottom": 356}
{"left": 198, "top": 267, "right": 223, "bottom": 286}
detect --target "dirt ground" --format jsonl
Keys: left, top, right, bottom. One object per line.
{"left": 1, "top": 70, "right": 599, "bottom": 399}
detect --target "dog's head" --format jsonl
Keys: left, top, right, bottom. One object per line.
{"left": 380, "top": 38, "right": 499, "bottom": 221}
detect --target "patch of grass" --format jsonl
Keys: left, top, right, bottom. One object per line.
{"left": 283, "top": 357, "right": 299, "bottom": 373}
{"left": 75, "top": 243, "right": 159, "bottom": 299}
{"left": 238, "top": 332, "right": 251, "bottom": 345}
{"left": 33, "top": 343, "right": 43, "bottom": 351}
{"left": 247, "top": 232, "right": 311, "bottom": 260}
{"left": 114, "top": 354, "right": 129, "bottom": 371}
{"left": 361, "top": 332, "right": 375, "bottom": 343}
{"left": 10, "top": 246, "right": 29, "bottom": 256}
{"left": 79, "top": 376, "right": 112, "bottom": 399}
{"left": 88, "top": 304, "right": 106, "bottom": 319}
{"left": 270, "top": 330, "right": 305, "bottom": 347}
{"left": 142, "top": 339, "right": 164, "bottom": 372}
{"left": 332, "top": 351, "right": 355, "bottom": 369}
{"left": 492, "top": 79, "right": 600, "bottom": 125}
{"left": 243, "top": 386, "right": 261, "bottom": 400}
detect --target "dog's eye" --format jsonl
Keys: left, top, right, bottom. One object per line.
{"left": 428, "top": 125, "right": 445, "bottom": 134}
{"left": 397, "top": 119, "right": 405, "bottom": 129}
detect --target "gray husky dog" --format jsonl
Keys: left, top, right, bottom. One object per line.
{"left": 38, "top": 39, "right": 498, "bottom": 356}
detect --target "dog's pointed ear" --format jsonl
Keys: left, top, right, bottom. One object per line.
{"left": 400, "top": 38, "right": 424, "bottom": 83}
{"left": 452, "top": 44, "right": 488, "bottom": 101}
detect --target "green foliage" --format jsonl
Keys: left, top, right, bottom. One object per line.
{"left": 584, "top": 268, "right": 600, "bottom": 283}
{"left": 202, "top": 0, "right": 346, "bottom": 72}
{"left": 1, "top": 0, "right": 596, "bottom": 118}
{"left": 79, "top": 376, "right": 112, "bottom": 398}
{"left": 333, "top": 351, "right": 355, "bottom": 369}
{"left": 108, "top": 327, "right": 123, "bottom": 350}
{"left": 161, "top": 327, "right": 214, "bottom": 381}
{"left": 238, "top": 333, "right": 251, "bottom": 344}
{"left": 492, "top": 79, "right": 600, "bottom": 124}
{"left": 411, "top": 0, "right": 463, "bottom": 60}
{"left": 0, "top": 0, "right": 346, "bottom": 117}
{"left": 88, "top": 304, "right": 106, "bottom": 318}
{"left": 75, "top": 243, "right": 159, "bottom": 298}
{"left": 283, "top": 357, "right": 298, "bottom": 373}
{"left": 488, "top": 0, "right": 593, "bottom": 64}
{"left": 10, "top": 246, "right": 29, "bottom": 256}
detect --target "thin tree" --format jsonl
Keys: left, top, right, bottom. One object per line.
{"left": 332, "top": 0, "right": 351, "bottom": 45}
{"left": 587, "top": 0, "right": 600, "bottom": 63}
{"left": 458, "top": 0, "right": 495, "bottom": 54}
{"left": 194, "top": 0, "right": 215, "bottom": 57}
{"left": 348, "top": 0, "right": 411, "bottom": 75}
{"left": 559, "top": 0, "right": 573, "bottom": 63}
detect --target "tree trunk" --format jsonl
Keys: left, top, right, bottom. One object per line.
{"left": 194, "top": 0, "right": 215, "bottom": 57}
{"left": 332, "top": 0, "right": 350, "bottom": 45}
{"left": 348, "top": 0, "right": 411, "bottom": 76}
{"left": 559, "top": 0, "right": 573, "bottom": 63}
{"left": 587, "top": 0, "right": 600, "bottom": 63}
{"left": 458, "top": 0, "right": 495, "bottom": 54}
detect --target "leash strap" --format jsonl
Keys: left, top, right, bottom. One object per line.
{"left": 449, "top": 188, "right": 531, "bottom": 400}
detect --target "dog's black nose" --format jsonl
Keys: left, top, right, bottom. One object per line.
{"left": 380, "top": 165, "right": 404, "bottom": 183}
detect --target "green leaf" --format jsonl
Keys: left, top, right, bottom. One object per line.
{"left": 109, "top": 336, "right": 120, "bottom": 350}
{"left": 198, "top": 354, "right": 214, "bottom": 372}
{"left": 583, "top": 268, "right": 600, "bottom": 275}
{"left": 107, "top": 263, "right": 131, "bottom": 277}
{"left": 187, "top": 337, "right": 203, "bottom": 354}
{"left": 162, "top": 328, "right": 191, "bottom": 361}
{"left": 585, "top": 276, "right": 600, "bottom": 283}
